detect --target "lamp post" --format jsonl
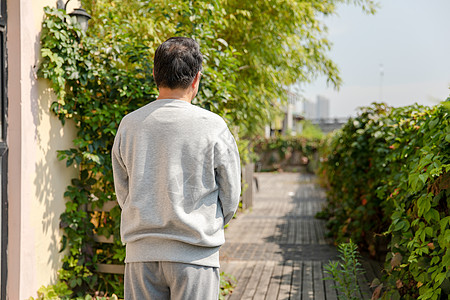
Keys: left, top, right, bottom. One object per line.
{"left": 69, "top": 8, "right": 91, "bottom": 33}
{"left": 56, "top": 0, "right": 92, "bottom": 33}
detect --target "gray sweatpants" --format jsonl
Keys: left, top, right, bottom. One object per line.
{"left": 124, "top": 262, "right": 220, "bottom": 300}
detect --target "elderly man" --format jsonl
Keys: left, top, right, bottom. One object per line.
{"left": 112, "top": 37, "right": 241, "bottom": 300}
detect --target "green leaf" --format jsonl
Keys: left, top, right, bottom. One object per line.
{"left": 428, "top": 118, "right": 439, "bottom": 129}
{"left": 418, "top": 195, "right": 431, "bottom": 217}
{"left": 418, "top": 173, "right": 428, "bottom": 184}
{"left": 435, "top": 273, "right": 446, "bottom": 285}
{"left": 424, "top": 208, "right": 440, "bottom": 223}
{"left": 442, "top": 249, "right": 450, "bottom": 267}
{"left": 440, "top": 216, "right": 450, "bottom": 231}
{"left": 409, "top": 173, "right": 419, "bottom": 190}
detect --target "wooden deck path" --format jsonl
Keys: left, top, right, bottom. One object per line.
{"left": 220, "top": 172, "right": 382, "bottom": 300}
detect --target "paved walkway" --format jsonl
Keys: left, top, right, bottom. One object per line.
{"left": 220, "top": 172, "right": 381, "bottom": 300}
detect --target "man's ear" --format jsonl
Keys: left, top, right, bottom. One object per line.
{"left": 192, "top": 71, "right": 201, "bottom": 88}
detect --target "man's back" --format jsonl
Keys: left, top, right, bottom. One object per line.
{"left": 112, "top": 36, "right": 240, "bottom": 300}
{"left": 112, "top": 99, "right": 240, "bottom": 268}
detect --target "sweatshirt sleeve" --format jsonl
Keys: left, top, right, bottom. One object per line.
{"left": 215, "top": 127, "right": 241, "bottom": 225}
{"left": 112, "top": 130, "right": 129, "bottom": 208}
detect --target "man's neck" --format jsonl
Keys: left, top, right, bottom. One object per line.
{"left": 156, "top": 87, "right": 193, "bottom": 103}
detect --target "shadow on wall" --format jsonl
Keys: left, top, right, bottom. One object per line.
{"left": 33, "top": 72, "right": 78, "bottom": 282}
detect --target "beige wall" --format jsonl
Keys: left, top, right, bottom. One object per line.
{"left": 8, "top": 0, "right": 80, "bottom": 299}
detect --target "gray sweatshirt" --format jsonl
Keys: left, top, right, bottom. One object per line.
{"left": 112, "top": 99, "right": 241, "bottom": 267}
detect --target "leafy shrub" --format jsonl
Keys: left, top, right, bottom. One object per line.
{"left": 319, "top": 101, "right": 449, "bottom": 299}
{"left": 253, "top": 136, "right": 321, "bottom": 172}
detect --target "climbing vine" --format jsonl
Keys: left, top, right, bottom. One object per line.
{"left": 39, "top": 6, "right": 156, "bottom": 297}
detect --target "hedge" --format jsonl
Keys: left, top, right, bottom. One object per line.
{"left": 253, "top": 136, "right": 322, "bottom": 172}
{"left": 319, "top": 101, "right": 449, "bottom": 299}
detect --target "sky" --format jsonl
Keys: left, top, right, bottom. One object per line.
{"left": 298, "top": 0, "right": 450, "bottom": 118}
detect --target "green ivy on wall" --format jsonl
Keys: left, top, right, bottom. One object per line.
{"left": 39, "top": 6, "right": 157, "bottom": 297}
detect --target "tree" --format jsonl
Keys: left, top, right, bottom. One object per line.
{"left": 82, "top": 0, "right": 377, "bottom": 138}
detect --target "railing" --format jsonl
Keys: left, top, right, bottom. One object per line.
{"left": 309, "top": 117, "right": 349, "bottom": 133}
{"left": 309, "top": 117, "right": 349, "bottom": 125}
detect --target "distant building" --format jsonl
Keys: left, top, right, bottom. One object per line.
{"left": 316, "top": 95, "right": 330, "bottom": 119}
{"left": 303, "top": 99, "right": 316, "bottom": 119}
{"left": 301, "top": 95, "right": 330, "bottom": 120}
{"left": 300, "top": 95, "right": 346, "bottom": 133}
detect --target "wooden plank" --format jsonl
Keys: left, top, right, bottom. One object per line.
{"left": 300, "top": 220, "right": 307, "bottom": 244}
{"left": 250, "top": 219, "right": 261, "bottom": 243}
{"left": 229, "top": 261, "right": 256, "bottom": 300}
{"left": 281, "top": 219, "right": 288, "bottom": 244}
{"left": 278, "top": 260, "right": 293, "bottom": 299}
{"left": 317, "top": 220, "right": 327, "bottom": 245}
{"left": 302, "top": 261, "right": 314, "bottom": 300}
{"left": 295, "top": 218, "right": 302, "bottom": 245}
{"left": 265, "top": 262, "right": 284, "bottom": 300}
{"left": 244, "top": 244, "right": 258, "bottom": 260}
{"left": 229, "top": 242, "right": 244, "bottom": 260}
{"left": 358, "top": 271, "right": 372, "bottom": 300}
{"left": 241, "top": 262, "right": 265, "bottom": 299}
{"left": 253, "top": 260, "right": 276, "bottom": 300}
{"left": 261, "top": 219, "right": 275, "bottom": 243}
{"left": 265, "top": 243, "right": 276, "bottom": 262}
{"left": 287, "top": 220, "right": 296, "bottom": 244}
{"left": 313, "top": 261, "right": 325, "bottom": 299}
{"left": 97, "top": 263, "right": 124, "bottom": 274}
{"left": 273, "top": 218, "right": 282, "bottom": 244}
{"left": 305, "top": 220, "right": 311, "bottom": 244}
{"left": 290, "top": 261, "right": 303, "bottom": 300}
{"left": 310, "top": 219, "right": 318, "bottom": 244}
{"left": 225, "top": 261, "right": 247, "bottom": 300}
{"left": 253, "top": 219, "right": 264, "bottom": 243}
